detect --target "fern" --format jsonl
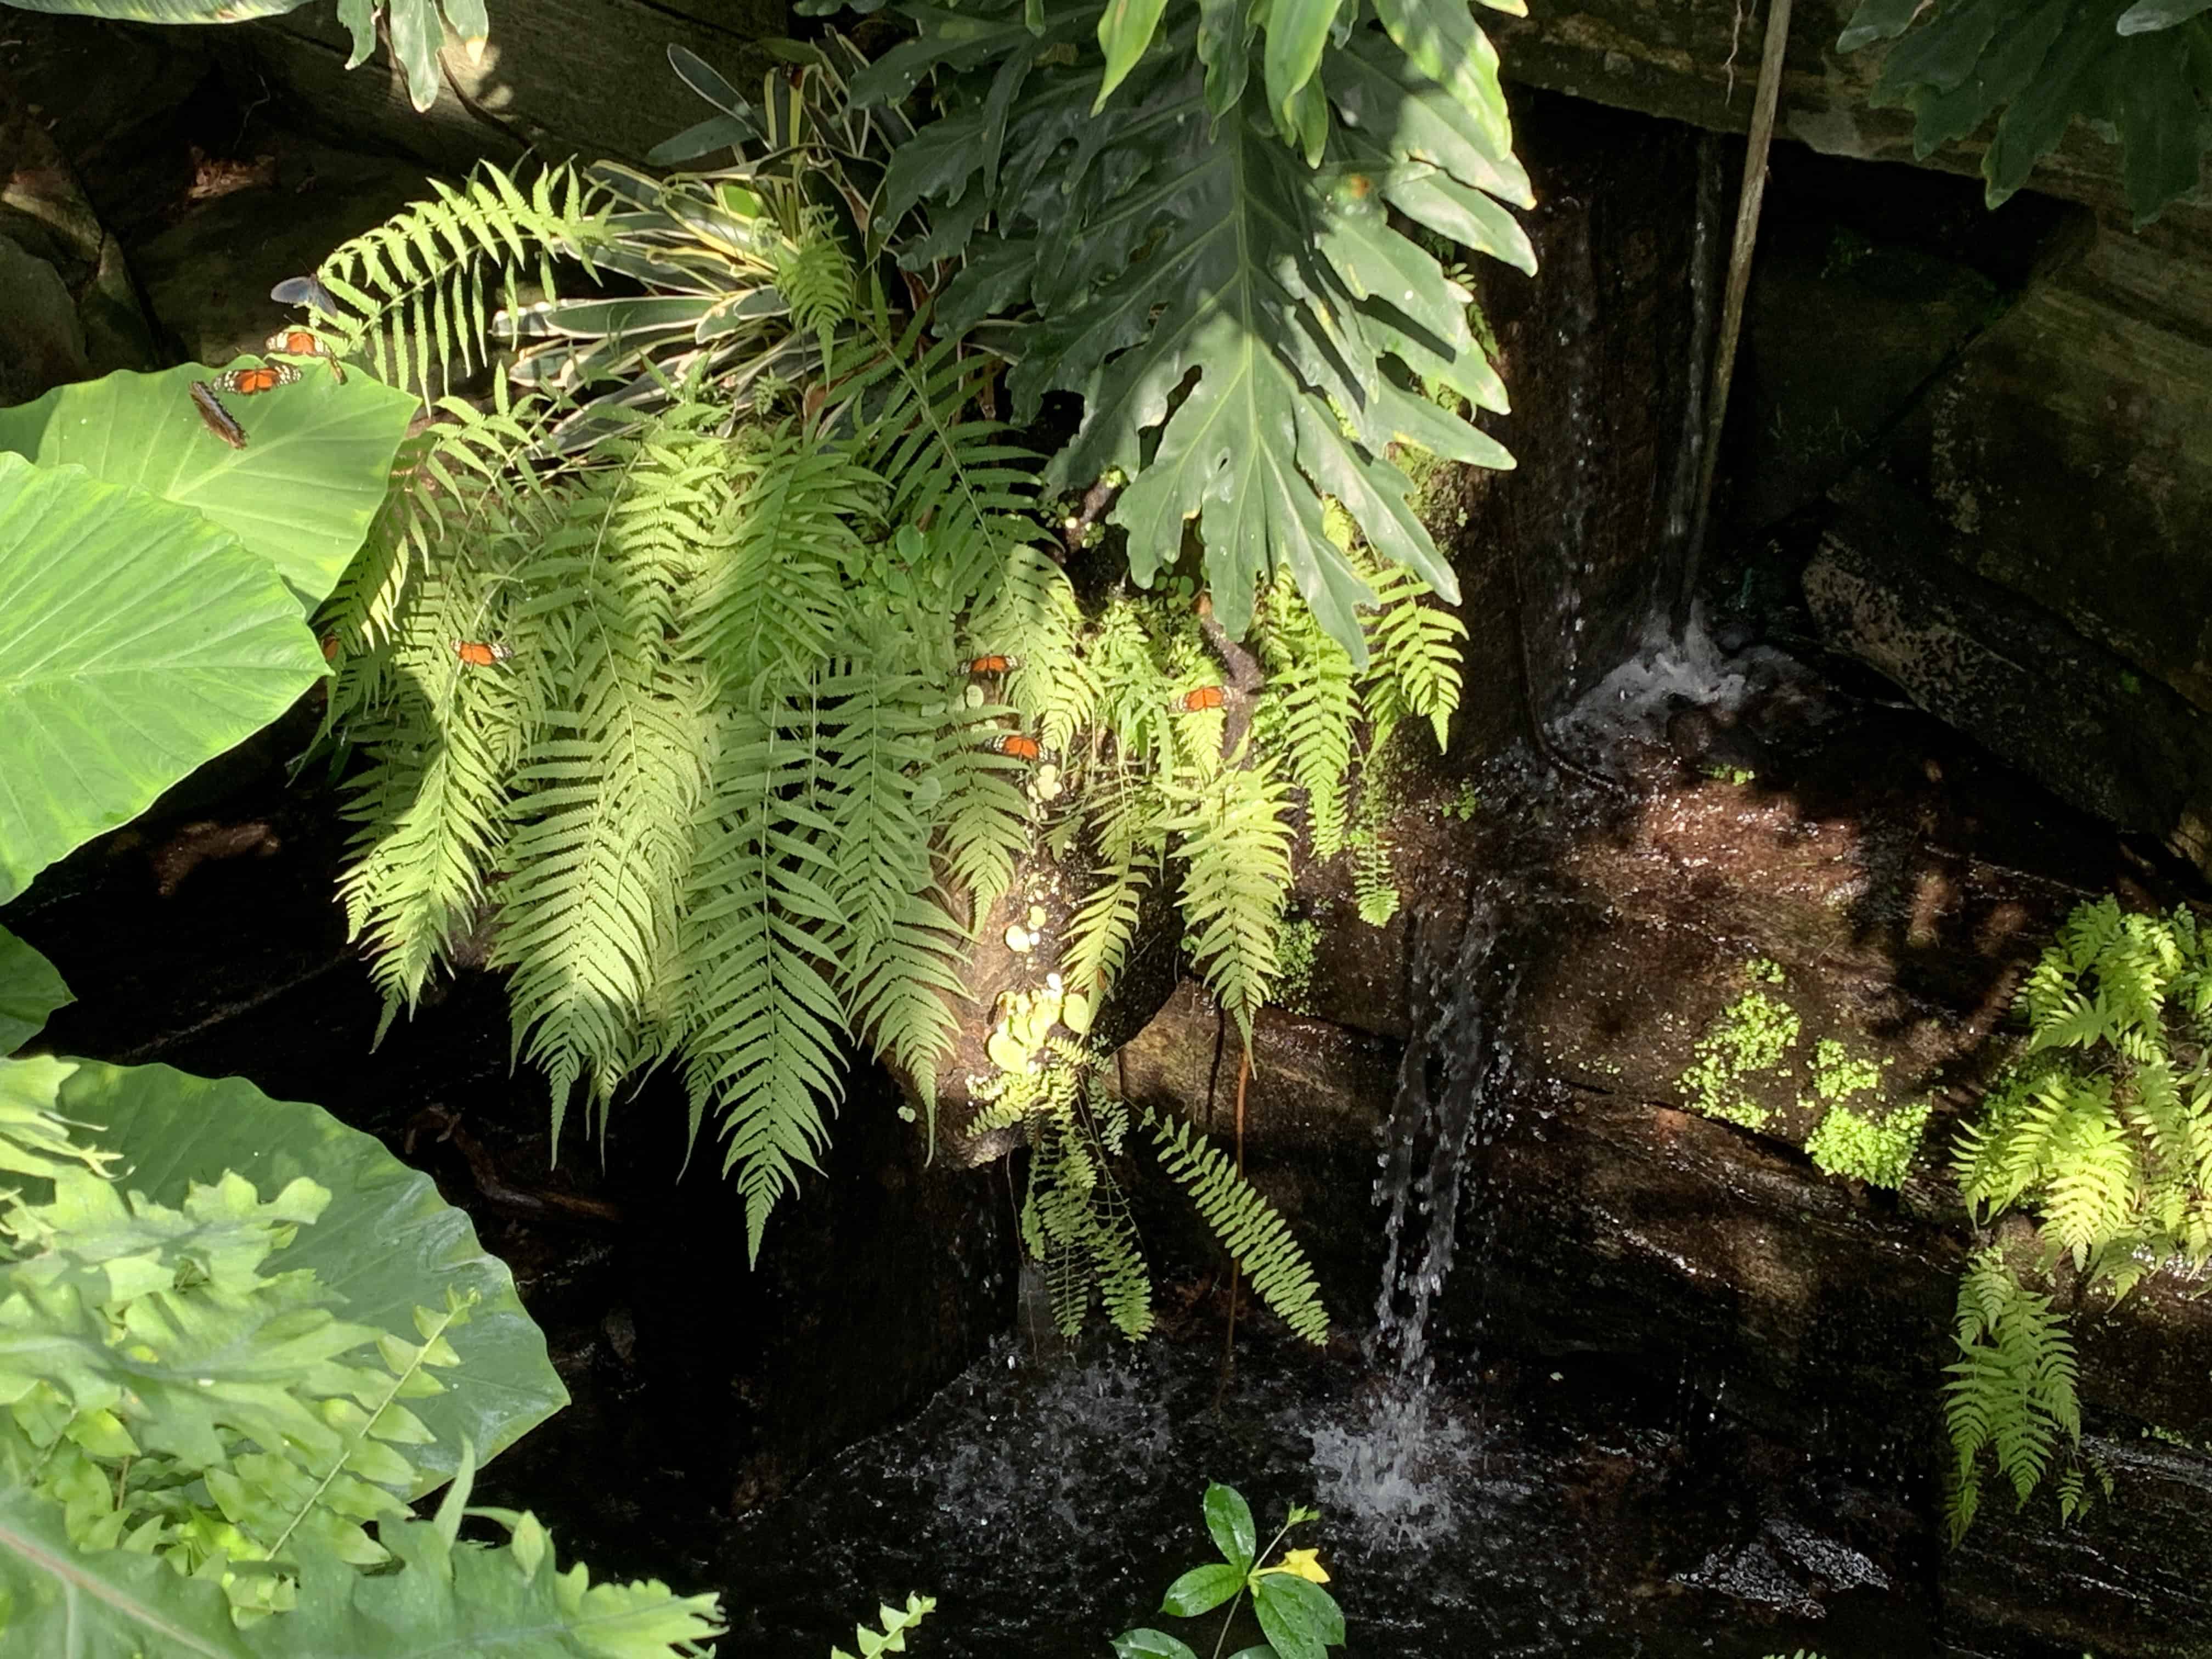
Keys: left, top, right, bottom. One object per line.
{"left": 1944, "top": 1251, "right": 2084, "bottom": 1544}
{"left": 831, "top": 1593, "right": 937, "bottom": 1658}
{"left": 1358, "top": 554, "right": 1467, "bottom": 754}
{"left": 316, "top": 162, "right": 614, "bottom": 398}
{"left": 1142, "top": 1104, "right": 1329, "bottom": 1345}
{"left": 1161, "top": 758, "right": 1296, "bottom": 1049}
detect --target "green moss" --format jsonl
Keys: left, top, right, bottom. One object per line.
{"left": 1442, "top": 782, "right": 1482, "bottom": 822}
{"left": 1805, "top": 1037, "right": 1886, "bottom": 1105}
{"left": 1745, "top": 957, "right": 1786, "bottom": 985}
{"left": 1277, "top": 918, "right": 1321, "bottom": 1013}
{"left": 1804, "top": 1097, "right": 1931, "bottom": 1188}
{"left": 1678, "top": 988, "right": 1801, "bottom": 1128}
{"left": 1701, "top": 761, "right": 1756, "bottom": 786}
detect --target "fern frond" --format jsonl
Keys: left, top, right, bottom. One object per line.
{"left": 1357, "top": 556, "right": 1466, "bottom": 753}
{"left": 493, "top": 428, "right": 724, "bottom": 1139}
{"left": 1255, "top": 583, "right": 1358, "bottom": 861}
{"left": 1141, "top": 1105, "right": 1328, "bottom": 1345}
{"left": 1943, "top": 1251, "right": 2081, "bottom": 1545}
{"left": 775, "top": 211, "right": 856, "bottom": 372}
{"left": 317, "top": 162, "right": 613, "bottom": 397}
{"left": 1161, "top": 759, "right": 1295, "bottom": 1048}
{"left": 674, "top": 705, "right": 854, "bottom": 1263}
{"left": 968, "top": 544, "right": 1095, "bottom": 754}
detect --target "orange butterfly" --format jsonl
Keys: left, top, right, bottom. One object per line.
{"left": 188, "top": 381, "right": 245, "bottom": 449}
{"left": 988, "top": 733, "right": 1042, "bottom": 762}
{"left": 264, "top": 328, "right": 346, "bottom": 382}
{"left": 966, "top": 654, "right": 1020, "bottom": 675}
{"left": 1177, "top": 685, "right": 1224, "bottom": 712}
{"left": 453, "top": 639, "right": 516, "bottom": 667}
{"left": 212, "top": 362, "right": 299, "bottom": 397}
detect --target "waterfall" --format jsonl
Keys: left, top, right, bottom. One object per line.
{"left": 1662, "top": 130, "right": 1730, "bottom": 639}
{"left": 1310, "top": 895, "right": 1520, "bottom": 1547}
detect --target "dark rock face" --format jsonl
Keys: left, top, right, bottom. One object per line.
{"left": 1115, "top": 688, "right": 2212, "bottom": 1656}
{"left": 1804, "top": 484, "right": 2212, "bottom": 877}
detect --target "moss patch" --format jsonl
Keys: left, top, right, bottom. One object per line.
{"left": 1803, "top": 1097, "right": 1931, "bottom": 1188}
{"left": 1678, "top": 979, "right": 1802, "bottom": 1130}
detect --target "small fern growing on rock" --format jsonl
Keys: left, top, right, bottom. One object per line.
{"left": 1940, "top": 896, "right": 2210, "bottom": 1537}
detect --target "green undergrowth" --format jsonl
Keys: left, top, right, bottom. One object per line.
{"left": 1677, "top": 962, "right": 1930, "bottom": 1184}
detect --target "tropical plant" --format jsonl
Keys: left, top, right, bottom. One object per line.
{"left": 1940, "top": 896, "right": 2210, "bottom": 1537}
{"left": 849, "top": 0, "right": 1528, "bottom": 660}
{"left": 1113, "top": 1482, "right": 1345, "bottom": 1659}
{"left": 0, "top": 364, "right": 414, "bottom": 899}
{"left": 0, "top": 0, "right": 490, "bottom": 112}
{"left": 0, "top": 381, "right": 719, "bottom": 1648}
{"left": 1838, "top": 0, "right": 2211, "bottom": 225}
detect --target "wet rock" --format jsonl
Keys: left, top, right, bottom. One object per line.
{"left": 132, "top": 141, "right": 431, "bottom": 366}
{"left": 1805, "top": 482, "right": 2212, "bottom": 879}
{"left": 0, "top": 234, "right": 87, "bottom": 404}
{"left": 1481, "top": 0, "right": 2212, "bottom": 242}
{"left": 230, "top": 0, "right": 782, "bottom": 174}
{"left": 1850, "top": 220, "right": 2212, "bottom": 717}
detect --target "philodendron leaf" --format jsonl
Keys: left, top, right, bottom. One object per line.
{"left": 0, "top": 454, "right": 328, "bottom": 907}
{"left": 0, "top": 0, "right": 305, "bottom": 18}
{"left": 0, "top": 363, "right": 416, "bottom": 611}
{"left": 1204, "top": 1480, "right": 1257, "bottom": 1568}
{"left": 0, "top": 927, "right": 71, "bottom": 1055}
{"left": 52, "top": 1060, "right": 568, "bottom": 1491}
{"left": 891, "top": 1, "right": 1522, "bottom": 658}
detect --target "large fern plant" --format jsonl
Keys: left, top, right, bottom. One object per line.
{"left": 1941, "top": 897, "right": 2212, "bottom": 1537}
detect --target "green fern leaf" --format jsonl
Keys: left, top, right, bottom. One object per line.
{"left": 1142, "top": 1104, "right": 1328, "bottom": 1345}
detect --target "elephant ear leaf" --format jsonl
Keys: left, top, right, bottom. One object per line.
{"left": 0, "top": 363, "right": 415, "bottom": 612}
{"left": 0, "top": 454, "right": 327, "bottom": 907}
{"left": 0, "top": 928, "right": 72, "bottom": 1056}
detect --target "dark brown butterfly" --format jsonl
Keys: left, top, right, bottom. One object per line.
{"left": 188, "top": 381, "right": 246, "bottom": 450}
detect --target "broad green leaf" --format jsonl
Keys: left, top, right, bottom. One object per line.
{"left": 51, "top": 1060, "right": 567, "bottom": 1491}
{"left": 386, "top": 0, "right": 446, "bottom": 112}
{"left": 1875, "top": 0, "right": 2004, "bottom": 94}
{"left": 1252, "top": 1573, "right": 1343, "bottom": 1659}
{"left": 2119, "top": 0, "right": 2212, "bottom": 29}
{"left": 0, "top": 927, "right": 71, "bottom": 1055}
{"left": 0, "top": 363, "right": 416, "bottom": 612}
{"left": 0, "top": 1053, "right": 114, "bottom": 1186}
{"left": 1897, "top": 0, "right": 2072, "bottom": 159}
{"left": 1981, "top": 0, "right": 2127, "bottom": 205}
{"left": 1838, "top": 0, "right": 1927, "bottom": 49}
{"left": 1114, "top": 1632, "right": 1203, "bottom": 1659}
{"left": 0, "top": 454, "right": 327, "bottom": 907}
{"left": 1204, "top": 1480, "right": 1257, "bottom": 1568}
{"left": 2114, "top": 36, "right": 2209, "bottom": 223}
{"left": 1161, "top": 1560, "right": 1246, "bottom": 1617}
{"left": 1097, "top": 0, "right": 1172, "bottom": 108}
{"left": 1263, "top": 0, "right": 1341, "bottom": 124}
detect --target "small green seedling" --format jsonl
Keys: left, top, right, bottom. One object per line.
{"left": 1114, "top": 1483, "right": 1345, "bottom": 1659}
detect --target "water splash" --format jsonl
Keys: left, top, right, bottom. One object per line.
{"left": 1311, "top": 898, "right": 1520, "bottom": 1548}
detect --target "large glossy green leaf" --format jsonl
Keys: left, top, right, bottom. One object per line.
{"left": 52, "top": 1059, "right": 568, "bottom": 1490}
{"left": 887, "top": 1, "right": 1521, "bottom": 658}
{"left": 0, "top": 454, "right": 327, "bottom": 907}
{"left": 0, "top": 363, "right": 415, "bottom": 611}
{"left": 0, "top": 927, "right": 71, "bottom": 1056}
